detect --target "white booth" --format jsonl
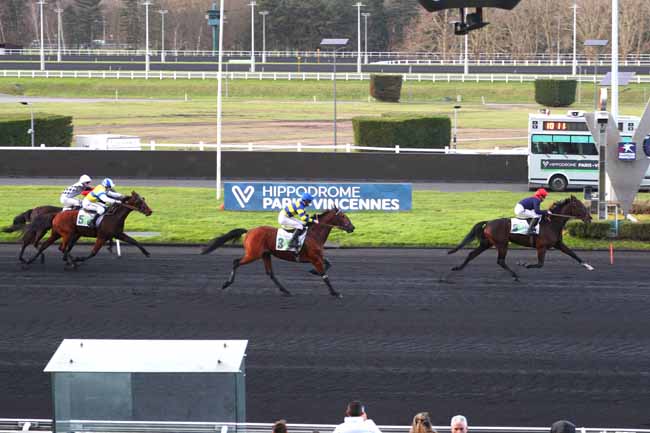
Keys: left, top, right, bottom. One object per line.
{"left": 74, "top": 134, "right": 141, "bottom": 150}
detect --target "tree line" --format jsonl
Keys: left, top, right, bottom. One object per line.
{"left": 2, "top": 0, "right": 650, "bottom": 57}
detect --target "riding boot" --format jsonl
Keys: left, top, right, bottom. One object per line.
{"left": 288, "top": 228, "right": 304, "bottom": 251}
{"left": 527, "top": 218, "right": 539, "bottom": 235}
{"left": 88, "top": 213, "right": 98, "bottom": 229}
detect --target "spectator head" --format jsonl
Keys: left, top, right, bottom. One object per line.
{"left": 273, "top": 420, "right": 287, "bottom": 433}
{"left": 550, "top": 420, "right": 576, "bottom": 433}
{"left": 410, "top": 412, "right": 435, "bottom": 433}
{"left": 346, "top": 400, "right": 365, "bottom": 417}
{"left": 450, "top": 415, "right": 468, "bottom": 433}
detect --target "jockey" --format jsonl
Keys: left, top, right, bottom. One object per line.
{"left": 82, "top": 178, "right": 126, "bottom": 227}
{"left": 514, "top": 188, "right": 551, "bottom": 235}
{"left": 59, "top": 174, "right": 93, "bottom": 209}
{"left": 278, "top": 192, "right": 318, "bottom": 250}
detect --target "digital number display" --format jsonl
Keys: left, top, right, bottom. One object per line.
{"left": 542, "top": 121, "right": 589, "bottom": 131}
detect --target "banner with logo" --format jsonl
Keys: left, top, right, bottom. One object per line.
{"left": 541, "top": 159, "right": 598, "bottom": 170}
{"left": 224, "top": 182, "right": 412, "bottom": 211}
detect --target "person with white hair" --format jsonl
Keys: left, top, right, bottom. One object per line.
{"left": 450, "top": 415, "right": 468, "bottom": 433}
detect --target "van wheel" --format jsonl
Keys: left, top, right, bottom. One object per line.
{"left": 549, "top": 175, "right": 568, "bottom": 192}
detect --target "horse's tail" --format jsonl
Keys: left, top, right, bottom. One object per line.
{"left": 2, "top": 209, "right": 33, "bottom": 233}
{"left": 21, "top": 213, "right": 57, "bottom": 242}
{"left": 201, "top": 228, "right": 248, "bottom": 255}
{"left": 448, "top": 221, "right": 488, "bottom": 254}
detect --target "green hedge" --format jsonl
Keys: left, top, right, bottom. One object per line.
{"left": 534, "top": 79, "right": 577, "bottom": 107}
{"left": 566, "top": 220, "right": 650, "bottom": 240}
{"left": 370, "top": 74, "right": 403, "bottom": 102}
{"left": 352, "top": 113, "right": 451, "bottom": 149}
{"left": 0, "top": 113, "right": 73, "bottom": 147}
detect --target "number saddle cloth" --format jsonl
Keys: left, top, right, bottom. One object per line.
{"left": 276, "top": 227, "right": 309, "bottom": 252}
{"left": 510, "top": 218, "right": 540, "bottom": 235}
{"left": 75, "top": 209, "right": 104, "bottom": 228}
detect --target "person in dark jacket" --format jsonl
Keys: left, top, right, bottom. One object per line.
{"left": 514, "top": 188, "right": 551, "bottom": 235}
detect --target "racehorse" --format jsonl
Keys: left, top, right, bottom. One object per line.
{"left": 448, "top": 196, "right": 593, "bottom": 280}
{"left": 3, "top": 205, "right": 62, "bottom": 263}
{"left": 25, "top": 192, "right": 153, "bottom": 269}
{"left": 201, "top": 207, "right": 355, "bottom": 298}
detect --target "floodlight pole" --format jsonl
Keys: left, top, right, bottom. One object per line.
{"left": 334, "top": 49, "right": 338, "bottom": 149}
{"left": 142, "top": 1, "right": 152, "bottom": 75}
{"left": 611, "top": 0, "right": 619, "bottom": 120}
{"left": 362, "top": 12, "right": 370, "bottom": 64}
{"left": 249, "top": 1, "right": 256, "bottom": 72}
{"left": 259, "top": 11, "right": 269, "bottom": 63}
{"left": 37, "top": 0, "right": 46, "bottom": 71}
{"left": 572, "top": 0, "right": 577, "bottom": 75}
{"left": 463, "top": 9, "right": 469, "bottom": 75}
{"left": 216, "top": 0, "right": 225, "bottom": 200}
{"left": 354, "top": 2, "right": 364, "bottom": 74}
{"left": 20, "top": 102, "right": 35, "bottom": 147}
{"left": 159, "top": 9, "right": 168, "bottom": 63}
{"left": 55, "top": 4, "right": 63, "bottom": 63}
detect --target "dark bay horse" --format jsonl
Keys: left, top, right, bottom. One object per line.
{"left": 448, "top": 196, "right": 593, "bottom": 280}
{"left": 2, "top": 205, "right": 62, "bottom": 234}
{"left": 3, "top": 205, "right": 62, "bottom": 263}
{"left": 201, "top": 207, "right": 355, "bottom": 298}
{"left": 25, "top": 192, "right": 153, "bottom": 269}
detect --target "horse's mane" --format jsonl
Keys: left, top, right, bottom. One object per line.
{"left": 549, "top": 196, "right": 578, "bottom": 213}
{"left": 317, "top": 207, "right": 339, "bottom": 218}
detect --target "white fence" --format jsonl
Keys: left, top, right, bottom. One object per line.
{"left": 2, "top": 69, "right": 649, "bottom": 84}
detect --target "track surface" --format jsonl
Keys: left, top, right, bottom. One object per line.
{"left": 1, "top": 245, "right": 649, "bottom": 427}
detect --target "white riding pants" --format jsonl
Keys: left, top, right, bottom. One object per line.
{"left": 60, "top": 196, "right": 81, "bottom": 208}
{"left": 82, "top": 200, "right": 106, "bottom": 215}
{"left": 514, "top": 203, "right": 541, "bottom": 219}
{"left": 278, "top": 213, "right": 304, "bottom": 230}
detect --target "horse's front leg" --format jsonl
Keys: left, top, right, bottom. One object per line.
{"left": 556, "top": 241, "right": 594, "bottom": 270}
{"left": 74, "top": 237, "right": 107, "bottom": 263}
{"left": 262, "top": 252, "right": 292, "bottom": 296}
{"left": 310, "top": 255, "right": 342, "bottom": 299}
{"left": 525, "top": 246, "right": 547, "bottom": 269}
{"left": 115, "top": 233, "right": 150, "bottom": 257}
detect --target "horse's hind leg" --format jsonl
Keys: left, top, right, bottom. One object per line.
{"left": 496, "top": 244, "right": 519, "bottom": 280}
{"left": 26, "top": 232, "right": 60, "bottom": 265}
{"left": 221, "top": 253, "right": 257, "bottom": 290}
{"left": 452, "top": 241, "right": 490, "bottom": 271}
{"left": 262, "top": 253, "right": 292, "bottom": 296}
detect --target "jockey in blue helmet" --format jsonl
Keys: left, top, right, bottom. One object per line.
{"left": 82, "top": 178, "right": 126, "bottom": 228}
{"left": 278, "top": 191, "right": 318, "bottom": 251}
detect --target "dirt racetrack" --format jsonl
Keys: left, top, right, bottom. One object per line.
{"left": 1, "top": 245, "right": 649, "bottom": 427}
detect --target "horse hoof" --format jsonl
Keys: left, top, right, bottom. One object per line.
{"left": 308, "top": 269, "right": 319, "bottom": 275}
{"left": 281, "top": 291, "right": 293, "bottom": 297}
{"left": 583, "top": 263, "right": 594, "bottom": 271}
{"left": 331, "top": 292, "right": 343, "bottom": 299}
{"left": 221, "top": 283, "right": 230, "bottom": 290}
{"left": 451, "top": 266, "right": 461, "bottom": 271}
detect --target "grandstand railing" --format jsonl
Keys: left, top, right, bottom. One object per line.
{"left": 0, "top": 419, "right": 647, "bottom": 433}
{"left": 1, "top": 70, "right": 649, "bottom": 83}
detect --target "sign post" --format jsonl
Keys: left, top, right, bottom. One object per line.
{"left": 596, "top": 88, "right": 609, "bottom": 220}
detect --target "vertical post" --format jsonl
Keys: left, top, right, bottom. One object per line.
{"left": 333, "top": 49, "right": 337, "bottom": 150}
{"left": 556, "top": 14, "right": 561, "bottom": 65}
{"left": 260, "top": 11, "right": 269, "bottom": 63}
{"left": 55, "top": 5, "right": 63, "bottom": 63}
{"left": 249, "top": 1, "right": 256, "bottom": 72}
{"left": 354, "top": 2, "right": 364, "bottom": 74}
{"left": 611, "top": 0, "right": 619, "bottom": 120}
{"left": 362, "top": 13, "right": 370, "bottom": 65}
{"left": 30, "top": 107, "right": 35, "bottom": 147}
{"left": 37, "top": 0, "right": 46, "bottom": 71}
{"left": 597, "top": 88, "right": 608, "bottom": 221}
{"left": 572, "top": 0, "right": 577, "bottom": 75}
{"left": 159, "top": 10, "right": 168, "bottom": 63}
{"left": 216, "top": 0, "right": 225, "bottom": 200}
{"left": 142, "top": 1, "right": 152, "bottom": 74}
{"left": 463, "top": 18, "right": 469, "bottom": 75}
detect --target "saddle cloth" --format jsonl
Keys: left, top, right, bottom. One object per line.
{"left": 276, "top": 228, "right": 308, "bottom": 251}
{"left": 510, "top": 218, "right": 539, "bottom": 235}
{"left": 76, "top": 210, "right": 104, "bottom": 228}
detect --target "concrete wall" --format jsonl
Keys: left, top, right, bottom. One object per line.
{"left": 0, "top": 150, "right": 527, "bottom": 182}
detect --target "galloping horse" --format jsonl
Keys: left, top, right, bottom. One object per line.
{"left": 3, "top": 205, "right": 62, "bottom": 263}
{"left": 25, "top": 192, "right": 153, "bottom": 269}
{"left": 448, "top": 196, "right": 593, "bottom": 280}
{"left": 201, "top": 207, "right": 355, "bottom": 298}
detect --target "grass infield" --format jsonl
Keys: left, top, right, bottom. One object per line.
{"left": 1, "top": 186, "right": 649, "bottom": 250}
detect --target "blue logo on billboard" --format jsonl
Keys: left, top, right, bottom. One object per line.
{"left": 224, "top": 182, "right": 412, "bottom": 211}
{"left": 618, "top": 142, "right": 636, "bottom": 160}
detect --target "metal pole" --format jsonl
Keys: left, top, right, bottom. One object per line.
{"left": 463, "top": 15, "right": 469, "bottom": 75}
{"left": 37, "top": 0, "right": 46, "bottom": 71}
{"left": 55, "top": 5, "right": 63, "bottom": 63}
{"left": 333, "top": 49, "right": 337, "bottom": 150}
{"left": 30, "top": 107, "right": 35, "bottom": 147}
{"left": 611, "top": 0, "right": 619, "bottom": 120}
{"left": 556, "top": 14, "right": 561, "bottom": 65}
{"left": 453, "top": 109, "right": 457, "bottom": 149}
{"left": 354, "top": 2, "right": 364, "bottom": 74}
{"left": 159, "top": 10, "right": 168, "bottom": 63}
{"left": 143, "top": 1, "right": 152, "bottom": 74}
{"left": 362, "top": 13, "right": 369, "bottom": 64}
{"left": 216, "top": 0, "right": 225, "bottom": 200}
{"left": 260, "top": 11, "right": 269, "bottom": 63}
{"left": 572, "top": 0, "right": 577, "bottom": 75}
{"left": 597, "top": 88, "right": 608, "bottom": 220}
{"left": 249, "top": 1, "right": 256, "bottom": 72}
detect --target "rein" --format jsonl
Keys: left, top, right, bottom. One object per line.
{"left": 548, "top": 213, "right": 578, "bottom": 219}
{"left": 118, "top": 202, "right": 139, "bottom": 212}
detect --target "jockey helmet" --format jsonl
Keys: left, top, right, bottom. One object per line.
{"left": 78, "top": 174, "right": 92, "bottom": 184}
{"left": 535, "top": 188, "right": 549, "bottom": 199}
{"left": 301, "top": 192, "right": 314, "bottom": 203}
{"left": 102, "top": 178, "right": 115, "bottom": 189}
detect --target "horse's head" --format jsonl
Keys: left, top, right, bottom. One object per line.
{"left": 319, "top": 207, "right": 355, "bottom": 233}
{"left": 551, "top": 195, "right": 591, "bottom": 223}
{"left": 125, "top": 191, "right": 153, "bottom": 216}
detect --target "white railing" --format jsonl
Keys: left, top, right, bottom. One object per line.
{"left": 0, "top": 143, "right": 530, "bottom": 155}
{"left": 1, "top": 69, "right": 648, "bottom": 83}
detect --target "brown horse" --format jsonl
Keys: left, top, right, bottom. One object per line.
{"left": 3, "top": 205, "right": 62, "bottom": 263}
{"left": 448, "top": 196, "right": 593, "bottom": 280}
{"left": 201, "top": 207, "right": 355, "bottom": 298}
{"left": 25, "top": 192, "right": 153, "bottom": 269}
